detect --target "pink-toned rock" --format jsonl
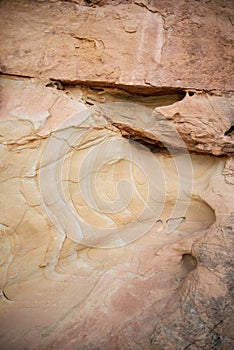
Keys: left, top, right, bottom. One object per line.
{"left": 0, "top": 1, "right": 233, "bottom": 349}
{"left": 0, "top": 0, "right": 234, "bottom": 92}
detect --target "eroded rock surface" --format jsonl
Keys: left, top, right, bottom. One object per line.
{"left": 0, "top": 1, "right": 233, "bottom": 350}
{"left": 0, "top": 0, "right": 234, "bottom": 92}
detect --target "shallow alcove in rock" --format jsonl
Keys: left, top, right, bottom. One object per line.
{"left": 181, "top": 253, "right": 198, "bottom": 273}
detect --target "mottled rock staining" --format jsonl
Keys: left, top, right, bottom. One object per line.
{"left": 0, "top": 0, "right": 234, "bottom": 349}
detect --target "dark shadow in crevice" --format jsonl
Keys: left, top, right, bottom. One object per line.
{"left": 188, "top": 91, "right": 195, "bottom": 96}
{"left": 224, "top": 125, "right": 234, "bottom": 136}
{"left": 0, "top": 289, "right": 12, "bottom": 302}
{"left": 45, "top": 80, "right": 64, "bottom": 90}
{"left": 61, "top": 79, "right": 187, "bottom": 98}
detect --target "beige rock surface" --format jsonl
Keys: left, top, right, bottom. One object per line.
{"left": 0, "top": 1, "right": 234, "bottom": 349}
{"left": 0, "top": 76, "right": 233, "bottom": 350}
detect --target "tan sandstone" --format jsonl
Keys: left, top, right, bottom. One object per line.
{"left": 0, "top": 1, "right": 233, "bottom": 349}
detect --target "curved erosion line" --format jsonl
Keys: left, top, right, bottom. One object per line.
{"left": 40, "top": 130, "right": 161, "bottom": 246}
{"left": 99, "top": 101, "right": 194, "bottom": 233}
{"left": 39, "top": 102, "right": 193, "bottom": 247}
{"left": 61, "top": 128, "right": 117, "bottom": 220}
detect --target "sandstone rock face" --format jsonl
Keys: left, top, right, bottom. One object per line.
{"left": 0, "top": 0, "right": 234, "bottom": 92}
{"left": 0, "top": 1, "right": 233, "bottom": 350}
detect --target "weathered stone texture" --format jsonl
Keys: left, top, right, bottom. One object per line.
{"left": 0, "top": 0, "right": 234, "bottom": 92}
{"left": 0, "top": 1, "right": 233, "bottom": 349}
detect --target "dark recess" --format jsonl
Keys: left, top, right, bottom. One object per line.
{"left": 224, "top": 125, "right": 234, "bottom": 136}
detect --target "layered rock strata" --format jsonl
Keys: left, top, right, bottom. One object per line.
{"left": 0, "top": 1, "right": 233, "bottom": 349}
